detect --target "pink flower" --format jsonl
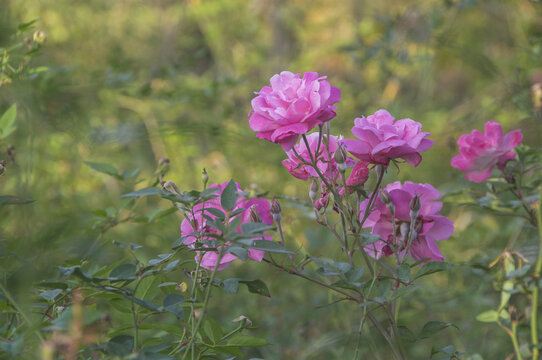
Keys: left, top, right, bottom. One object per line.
{"left": 360, "top": 181, "right": 454, "bottom": 262}
{"left": 249, "top": 71, "right": 341, "bottom": 150}
{"left": 180, "top": 181, "right": 273, "bottom": 271}
{"left": 342, "top": 110, "right": 433, "bottom": 166}
{"left": 281, "top": 133, "right": 354, "bottom": 181}
{"left": 346, "top": 161, "right": 370, "bottom": 188}
{"left": 451, "top": 121, "right": 523, "bottom": 182}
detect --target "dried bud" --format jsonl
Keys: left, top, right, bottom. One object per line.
{"left": 271, "top": 199, "right": 282, "bottom": 223}
{"left": 7, "top": 145, "right": 15, "bottom": 163}
{"left": 249, "top": 206, "right": 262, "bottom": 223}
{"left": 201, "top": 168, "right": 209, "bottom": 187}
{"left": 162, "top": 180, "right": 180, "bottom": 195}
{"left": 232, "top": 315, "right": 253, "bottom": 327}
{"left": 334, "top": 147, "right": 347, "bottom": 172}
{"left": 159, "top": 157, "right": 170, "bottom": 167}
{"left": 380, "top": 190, "right": 392, "bottom": 205}
{"left": 0, "top": 160, "right": 5, "bottom": 176}
{"left": 309, "top": 180, "right": 319, "bottom": 203}
{"left": 33, "top": 31, "right": 47, "bottom": 45}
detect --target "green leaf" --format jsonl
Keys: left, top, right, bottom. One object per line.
{"left": 222, "top": 278, "right": 240, "bottom": 294}
{"left": 397, "top": 264, "right": 410, "bottom": 284}
{"left": 240, "top": 279, "right": 271, "bottom": 297}
{"left": 0, "top": 104, "right": 17, "bottom": 139}
{"left": 109, "top": 263, "right": 137, "bottom": 281}
{"left": 390, "top": 284, "right": 420, "bottom": 300}
{"left": 237, "top": 239, "right": 295, "bottom": 254}
{"left": 418, "top": 321, "right": 458, "bottom": 339}
{"left": 345, "top": 267, "right": 365, "bottom": 283}
{"left": 84, "top": 161, "right": 122, "bottom": 179}
{"left": 227, "top": 246, "right": 248, "bottom": 261}
{"left": 0, "top": 195, "right": 34, "bottom": 205}
{"left": 240, "top": 222, "right": 275, "bottom": 234}
{"left": 205, "top": 207, "right": 226, "bottom": 220}
{"left": 122, "top": 187, "right": 168, "bottom": 198}
{"left": 17, "top": 18, "right": 40, "bottom": 32}
{"left": 106, "top": 335, "right": 134, "bottom": 356}
{"left": 414, "top": 261, "right": 450, "bottom": 279}
{"left": 39, "top": 289, "right": 62, "bottom": 301}
{"left": 225, "top": 334, "right": 270, "bottom": 347}
{"left": 162, "top": 293, "right": 184, "bottom": 319}
{"left": 220, "top": 180, "right": 238, "bottom": 211}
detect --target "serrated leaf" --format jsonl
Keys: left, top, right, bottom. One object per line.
{"left": 225, "top": 334, "right": 270, "bottom": 347}
{"left": 418, "top": 321, "right": 458, "bottom": 339}
{"left": 0, "top": 104, "right": 17, "bottom": 139}
{"left": 39, "top": 289, "right": 62, "bottom": 301}
{"left": 240, "top": 279, "right": 271, "bottom": 297}
{"left": 236, "top": 239, "right": 295, "bottom": 254}
{"left": 397, "top": 264, "right": 411, "bottom": 284}
{"left": 84, "top": 161, "right": 121, "bottom": 179}
{"left": 414, "top": 261, "right": 450, "bottom": 279}
{"left": 121, "top": 187, "right": 167, "bottom": 198}
{"left": 0, "top": 195, "right": 34, "bottom": 205}
{"left": 220, "top": 180, "right": 238, "bottom": 211}
{"left": 109, "top": 263, "right": 137, "bottom": 281}
{"left": 240, "top": 222, "right": 275, "bottom": 234}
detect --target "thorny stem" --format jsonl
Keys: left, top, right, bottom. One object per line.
{"left": 511, "top": 322, "right": 524, "bottom": 360}
{"left": 131, "top": 278, "right": 143, "bottom": 351}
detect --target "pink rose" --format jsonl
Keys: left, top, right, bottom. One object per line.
{"left": 342, "top": 109, "right": 433, "bottom": 166}
{"left": 360, "top": 181, "right": 454, "bottom": 262}
{"left": 451, "top": 121, "right": 522, "bottom": 182}
{"left": 249, "top": 71, "right": 341, "bottom": 150}
{"left": 180, "top": 181, "right": 273, "bottom": 271}
{"left": 281, "top": 133, "right": 354, "bottom": 182}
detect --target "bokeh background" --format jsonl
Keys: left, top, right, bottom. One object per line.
{"left": 1, "top": 0, "right": 542, "bottom": 358}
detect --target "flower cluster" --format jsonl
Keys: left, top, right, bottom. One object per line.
{"left": 180, "top": 181, "right": 272, "bottom": 270}
{"left": 451, "top": 120, "right": 523, "bottom": 182}
{"left": 247, "top": 71, "right": 453, "bottom": 262}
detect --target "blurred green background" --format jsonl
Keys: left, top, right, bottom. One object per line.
{"left": 1, "top": 0, "right": 542, "bottom": 358}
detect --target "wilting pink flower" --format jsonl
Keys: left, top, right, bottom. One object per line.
{"left": 451, "top": 121, "right": 523, "bottom": 182}
{"left": 249, "top": 71, "right": 341, "bottom": 150}
{"left": 180, "top": 181, "right": 273, "bottom": 271}
{"left": 360, "top": 181, "right": 454, "bottom": 262}
{"left": 342, "top": 109, "right": 433, "bottom": 167}
{"left": 281, "top": 133, "right": 354, "bottom": 181}
{"left": 346, "top": 161, "right": 370, "bottom": 188}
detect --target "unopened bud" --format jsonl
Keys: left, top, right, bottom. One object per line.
{"left": 33, "top": 31, "right": 47, "bottom": 45}
{"left": 375, "top": 164, "right": 385, "bottom": 180}
{"left": 334, "top": 147, "right": 347, "bottom": 172}
{"left": 162, "top": 180, "right": 180, "bottom": 195}
{"left": 380, "top": 190, "right": 392, "bottom": 205}
{"left": 201, "top": 168, "right": 209, "bottom": 187}
{"left": 249, "top": 206, "right": 262, "bottom": 223}
{"left": 409, "top": 195, "right": 420, "bottom": 220}
{"left": 271, "top": 199, "right": 282, "bottom": 223}
{"left": 400, "top": 222, "right": 410, "bottom": 240}
{"left": 309, "top": 180, "right": 319, "bottom": 203}
{"left": 0, "top": 160, "right": 5, "bottom": 176}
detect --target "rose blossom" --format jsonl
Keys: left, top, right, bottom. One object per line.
{"left": 342, "top": 109, "right": 433, "bottom": 166}
{"left": 451, "top": 120, "right": 523, "bottom": 182}
{"left": 360, "top": 181, "right": 454, "bottom": 262}
{"left": 180, "top": 181, "right": 273, "bottom": 271}
{"left": 249, "top": 71, "right": 341, "bottom": 150}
